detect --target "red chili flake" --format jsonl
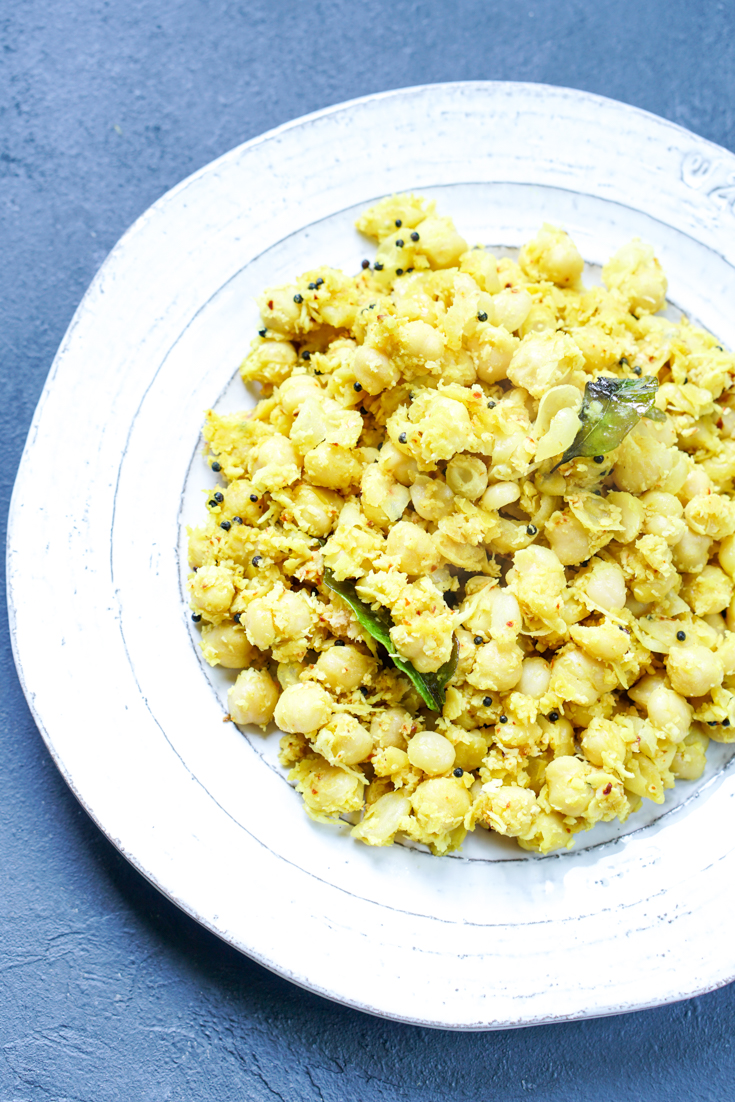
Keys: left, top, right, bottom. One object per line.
{"left": 506, "top": 620, "right": 515, "bottom": 627}
{"left": 267, "top": 300, "right": 274, "bottom": 309}
{"left": 603, "top": 782, "right": 612, "bottom": 795}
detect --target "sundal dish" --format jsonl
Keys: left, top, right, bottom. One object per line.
{"left": 187, "top": 193, "right": 735, "bottom": 855}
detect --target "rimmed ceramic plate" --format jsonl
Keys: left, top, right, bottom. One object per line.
{"left": 9, "top": 82, "right": 735, "bottom": 1029}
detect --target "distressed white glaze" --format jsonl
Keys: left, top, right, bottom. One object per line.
{"left": 8, "top": 83, "right": 735, "bottom": 1029}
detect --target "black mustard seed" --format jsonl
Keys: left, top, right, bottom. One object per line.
{"left": 676, "top": 630, "right": 686, "bottom": 641}
{"left": 220, "top": 520, "right": 231, "bottom": 531}
{"left": 211, "top": 461, "right": 221, "bottom": 472}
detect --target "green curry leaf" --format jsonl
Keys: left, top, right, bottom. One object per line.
{"left": 323, "top": 569, "right": 458, "bottom": 712}
{"left": 555, "top": 375, "right": 665, "bottom": 469}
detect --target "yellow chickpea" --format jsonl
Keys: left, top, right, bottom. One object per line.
{"left": 385, "top": 521, "right": 441, "bottom": 575}
{"left": 646, "top": 684, "right": 693, "bottom": 743}
{"left": 665, "top": 644, "right": 724, "bottom": 697}
{"left": 518, "top": 657, "right": 552, "bottom": 698}
{"left": 719, "top": 534, "right": 735, "bottom": 578}
{"left": 274, "top": 683, "right": 333, "bottom": 733}
{"left": 304, "top": 442, "right": 362, "bottom": 489}
{"left": 370, "top": 707, "right": 413, "bottom": 750}
{"left": 228, "top": 669, "right": 279, "bottom": 728}
{"left": 314, "top": 645, "right": 374, "bottom": 693}
{"left": 201, "top": 623, "right": 254, "bottom": 669}
{"left": 278, "top": 374, "right": 321, "bottom": 415}
{"left": 407, "top": 731, "right": 456, "bottom": 775}
{"left": 445, "top": 454, "right": 488, "bottom": 501}
{"left": 190, "top": 565, "right": 234, "bottom": 620}
{"left": 314, "top": 714, "right": 373, "bottom": 766}
{"left": 411, "top": 777, "right": 471, "bottom": 834}
{"left": 481, "top": 481, "right": 521, "bottom": 512}
{"left": 410, "top": 475, "right": 455, "bottom": 521}
{"left": 545, "top": 756, "right": 592, "bottom": 816}
{"left": 672, "top": 527, "right": 712, "bottom": 574}
{"left": 352, "top": 346, "right": 400, "bottom": 393}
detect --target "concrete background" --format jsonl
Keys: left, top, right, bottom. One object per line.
{"left": 3, "top": 1, "right": 735, "bottom": 1098}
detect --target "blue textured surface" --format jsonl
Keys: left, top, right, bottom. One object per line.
{"left": 3, "top": 2, "right": 735, "bottom": 1098}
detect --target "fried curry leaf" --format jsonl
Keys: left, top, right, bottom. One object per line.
{"left": 556, "top": 375, "right": 665, "bottom": 468}
{"left": 323, "top": 569, "right": 458, "bottom": 711}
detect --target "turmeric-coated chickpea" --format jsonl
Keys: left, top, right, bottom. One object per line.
{"left": 228, "top": 668, "right": 279, "bottom": 727}
{"left": 352, "top": 346, "right": 400, "bottom": 393}
{"left": 274, "top": 682, "right": 333, "bottom": 733}
{"left": 407, "top": 730, "right": 456, "bottom": 775}
{"left": 314, "top": 645, "right": 374, "bottom": 693}
{"left": 386, "top": 521, "right": 441, "bottom": 575}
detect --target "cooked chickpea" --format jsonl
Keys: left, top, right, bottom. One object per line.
{"left": 258, "top": 286, "right": 303, "bottom": 334}
{"left": 670, "top": 730, "right": 709, "bottom": 780}
{"left": 719, "top": 534, "right": 735, "bottom": 578}
{"left": 583, "top": 562, "right": 627, "bottom": 612}
{"left": 545, "top": 510, "right": 591, "bottom": 565}
{"left": 628, "top": 674, "right": 666, "bottom": 708}
{"left": 297, "top": 761, "right": 364, "bottom": 816}
{"left": 378, "top": 440, "right": 419, "bottom": 486}
{"left": 201, "top": 623, "right": 254, "bottom": 668}
{"left": 274, "top": 682, "right": 333, "bottom": 733}
{"left": 399, "top": 319, "right": 445, "bottom": 363}
{"left": 278, "top": 374, "right": 321, "bottom": 415}
{"left": 545, "top": 756, "right": 592, "bottom": 816}
{"left": 407, "top": 730, "right": 456, "bottom": 775}
{"left": 414, "top": 216, "right": 468, "bottom": 269}
{"left": 672, "top": 527, "right": 712, "bottom": 574}
{"left": 190, "top": 565, "right": 234, "bottom": 620}
{"left": 228, "top": 669, "right": 279, "bottom": 727}
{"left": 411, "top": 777, "right": 471, "bottom": 834}
{"left": 518, "top": 657, "right": 551, "bottom": 698}
{"left": 253, "top": 432, "right": 299, "bottom": 475}
{"left": 304, "top": 442, "right": 362, "bottom": 489}
{"left": 646, "top": 684, "right": 692, "bottom": 743}
{"left": 468, "top": 641, "right": 523, "bottom": 692}
{"left": 352, "top": 791, "right": 411, "bottom": 845}
{"left": 606, "top": 491, "right": 645, "bottom": 543}
{"left": 290, "top": 483, "right": 342, "bottom": 537}
{"left": 665, "top": 644, "right": 724, "bottom": 697}
{"left": 243, "top": 599, "right": 275, "bottom": 650}
{"left": 370, "top": 707, "right": 413, "bottom": 750}
{"left": 314, "top": 645, "right": 374, "bottom": 693}
{"left": 481, "top": 481, "right": 521, "bottom": 512}
{"left": 410, "top": 475, "right": 455, "bottom": 520}
{"left": 492, "top": 287, "right": 533, "bottom": 332}
{"left": 353, "top": 345, "right": 400, "bottom": 393}
{"left": 446, "top": 454, "right": 488, "bottom": 500}
{"left": 314, "top": 714, "right": 373, "bottom": 766}
{"left": 581, "top": 723, "right": 625, "bottom": 768}
{"left": 386, "top": 520, "right": 440, "bottom": 575}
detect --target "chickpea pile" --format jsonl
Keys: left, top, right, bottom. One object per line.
{"left": 188, "top": 193, "right": 735, "bottom": 855}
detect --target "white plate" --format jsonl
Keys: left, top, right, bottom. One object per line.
{"left": 9, "top": 82, "right": 735, "bottom": 1030}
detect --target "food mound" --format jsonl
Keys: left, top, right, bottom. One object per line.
{"left": 187, "top": 193, "right": 735, "bottom": 856}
